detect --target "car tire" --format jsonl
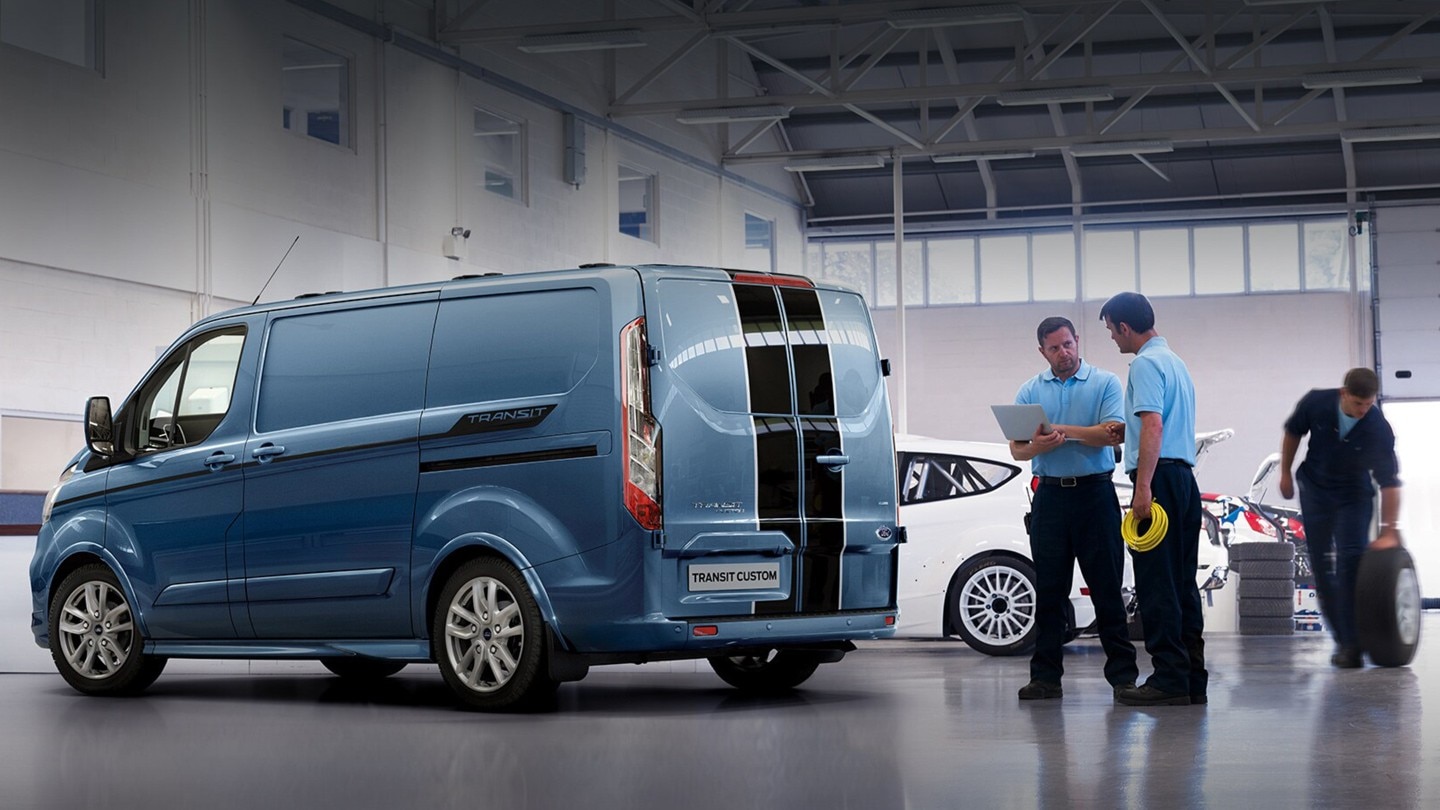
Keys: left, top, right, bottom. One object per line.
{"left": 947, "top": 556, "right": 1038, "bottom": 657}
{"left": 1228, "top": 541, "right": 1296, "bottom": 563}
{"left": 1237, "top": 578, "right": 1296, "bottom": 599}
{"left": 1238, "top": 597, "right": 1295, "bottom": 618}
{"left": 49, "top": 563, "right": 167, "bottom": 696}
{"left": 433, "top": 557, "right": 556, "bottom": 711}
{"left": 1355, "top": 546, "right": 1422, "bottom": 668}
{"left": 321, "top": 658, "right": 408, "bottom": 680}
{"left": 708, "top": 650, "right": 823, "bottom": 693}
{"left": 1238, "top": 616, "right": 1294, "bottom": 635}
{"left": 1232, "top": 559, "right": 1295, "bottom": 580}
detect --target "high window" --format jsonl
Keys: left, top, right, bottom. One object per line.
{"left": 618, "top": 165, "right": 655, "bottom": 242}
{"left": 282, "top": 36, "right": 350, "bottom": 148}
{"left": 472, "top": 107, "right": 524, "bottom": 201}
{"left": 0, "top": 0, "right": 99, "bottom": 70}
{"left": 744, "top": 213, "right": 775, "bottom": 272}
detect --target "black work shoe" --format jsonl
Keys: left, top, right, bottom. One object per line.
{"left": 1018, "top": 680, "right": 1063, "bottom": 700}
{"left": 1112, "top": 682, "right": 1136, "bottom": 698}
{"left": 1331, "top": 646, "right": 1363, "bottom": 669}
{"left": 1189, "top": 693, "right": 1208, "bottom": 705}
{"left": 1115, "top": 683, "right": 1190, "bottom": 706}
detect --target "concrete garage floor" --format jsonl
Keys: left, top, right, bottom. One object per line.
{"left": 3, "top": 622, "right": 1439, "bottom": 810}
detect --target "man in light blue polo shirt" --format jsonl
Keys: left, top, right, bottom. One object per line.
{"left": 1101, "top": 292, "right": 1204, "bottom": 707}
{"left": 1010, "top": 316, "right": 1137, "bottom": 701}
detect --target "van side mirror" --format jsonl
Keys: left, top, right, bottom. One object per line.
{"left": 85, "top": 397, "right": 115, "bottom": 457}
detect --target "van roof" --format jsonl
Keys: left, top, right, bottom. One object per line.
{"left": 195, "top": 264, "right": 836, "bottom": 328}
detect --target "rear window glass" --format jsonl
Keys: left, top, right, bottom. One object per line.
{"left": 257, "top": 302, "right": 435, "bottom": 432}
{"left": 426, "top": 288, "right": 600, "bottom": 407}
{"left": 655, "top": 281, "right": 882, "bottom": 418}
{"left": 901, "top": 453, "right": 1020, "bottom": 504}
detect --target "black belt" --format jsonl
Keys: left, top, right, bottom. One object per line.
{"left": 1126, "top": 459, "right": 1192, "bottom": 482}
{"left": 1037, "top": 472, "right": 1112, "bottom": 488}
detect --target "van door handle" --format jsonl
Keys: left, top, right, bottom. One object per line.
{"left": 817, "top": 454, "right": 850, "bottom": 472}
{"left": 204, "top": 452, "right": 236, "bottom": 471}
{"left": 252, "top": 444, "right": 286, "bottom": 462}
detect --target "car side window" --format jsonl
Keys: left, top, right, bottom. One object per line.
{"left": 130, "top": 328, "right": 246, "bottom": 453}
{"left": 901, "top": 453, "right": 1019, "bottom": 504}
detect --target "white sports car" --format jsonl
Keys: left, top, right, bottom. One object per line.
{"left": 895, "top": 432, "right": 1232, "bottom": 655}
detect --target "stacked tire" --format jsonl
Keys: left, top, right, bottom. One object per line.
{"left": 1230, "top": 541, "right": 1296, "bottom": 635}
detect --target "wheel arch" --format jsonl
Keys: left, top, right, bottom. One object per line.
{"left": 419, "top": 534, "right": 565, "bottom": 654}
{"left": 40, "top": 547, "right": 148, "bottom": 646}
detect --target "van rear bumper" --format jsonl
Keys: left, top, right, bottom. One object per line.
{"left": 558, "top": 608, "right": 896, "bottom": 659}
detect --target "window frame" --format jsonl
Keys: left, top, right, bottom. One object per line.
{"left": 617, "top": 163, "right": 657, "bottom": 242}
{"left": 899, "top": 452, "right": 1021, "bottom": 505}
{"left": 125, "top": 326, "right": 247, "bottom": 456}
{"left": 471, "top": 105, "right": 527, "bottom": 204}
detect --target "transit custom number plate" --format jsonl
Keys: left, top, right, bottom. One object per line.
{"left": 687, "top": 562, "right": 781, "bottom": 592}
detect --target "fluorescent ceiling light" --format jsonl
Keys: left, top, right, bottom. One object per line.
{"left": 996, "top": 86, "right": 1114, "bottom": 106}
{"left": 516, "top": 30, "right": 645, "bottom": 53}
{"left": 887, "top": 5, "right": 1026, "bottom": 28}
{"left": 675, "top": 105, "right": 792, "bottom": 125}
{"left": 783, "top": 155, "right": 887, "bottom": 172}
{"left": 1342, "top": 126, "right": 1440, "bottom": 143}
{"left": 1069, "top": 140, "right": 1174, "bottom": 157}
{"left": 1301, "top": 70, "right": 1422, "bottom": 89}
{"left": 931, "top": 149, "right": 1036, "bottom": 163}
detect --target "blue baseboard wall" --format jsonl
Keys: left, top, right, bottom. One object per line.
{"left": 0, "top": 491, "right": 43, "bottom": 535}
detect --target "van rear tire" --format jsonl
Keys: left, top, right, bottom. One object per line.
{"left": 433, "top": 558, "right": 555, "bottom": 711}
{"left": 709, "top": 649, "right": 822, "bottom": 693}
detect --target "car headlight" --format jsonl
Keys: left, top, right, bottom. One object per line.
{"left": 41, "top": 464, "right": 76, "bottom": 525}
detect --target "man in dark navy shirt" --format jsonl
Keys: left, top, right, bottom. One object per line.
{"left": 1279, "top": 367, "right": 1402, "bottom": 668}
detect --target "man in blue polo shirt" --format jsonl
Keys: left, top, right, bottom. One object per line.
{"left": 1011, "top": 316, "right": 1138, "bottom": 701}
{"left": 1279, "top": 367, "right": 1403, "bottom": 668}
{"left": 1101, "top": 292, "right": 1205, "bottom": 707}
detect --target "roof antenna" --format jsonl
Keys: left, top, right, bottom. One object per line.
{"left": 252, "top": 235, "right": 300, "bottom": 306}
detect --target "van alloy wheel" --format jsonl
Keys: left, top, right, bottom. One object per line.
{"left": 49, "top": 563, "right": 166, "bottom": 695}
{"left": 433, "top": 558, "right": 555, "bottom": 710}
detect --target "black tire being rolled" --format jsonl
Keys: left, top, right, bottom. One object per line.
{"left": 48, "top": 563, "right": 167, "bottom": 696}
{"left": 1355, "top": 545, "right": 1422, "bottom": 668}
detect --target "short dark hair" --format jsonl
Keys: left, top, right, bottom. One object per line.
{"left": 1343, "top": 367, "right": 1379, "bottom": 399}
{"left": 1036, "top": 316, "right": 1076, "bottom": 346}
{"left": 1099, "top": 292, "right": 1155, "bottom": 333}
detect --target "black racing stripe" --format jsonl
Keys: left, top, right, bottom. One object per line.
{"left": 733, "top": 285, "right": 793, "bottom": 415}
{"left": 419, "top": 445, "right": 596, "bottom": 473}
{"left": 102, "top": 468, "right": 233, "bottom": 498}
{"left": 783, "top": 287, "right": 843, "bottom": 612}
{"left": 735, "top": 283, "right": 844, "bottom": 614}
{"left": 754, "top": 520, "right": 803, "bottom": 616}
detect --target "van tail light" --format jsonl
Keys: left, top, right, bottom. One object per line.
{"left": 621, "top": 317, "right": 663, "bottom": 530}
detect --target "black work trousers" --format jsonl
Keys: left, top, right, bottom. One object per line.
{"left": 1128, "top": 463, "right": 1206, "bottom": 696}
{"left": 1028, "top": 478, "right": 1138, "bottom": 686}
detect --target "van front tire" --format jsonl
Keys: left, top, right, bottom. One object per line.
{"left": 433, "top": 558, "right": 555, "bottom": 711}
{"left": 49, "top": 563, "right": 167, "bottom": 696}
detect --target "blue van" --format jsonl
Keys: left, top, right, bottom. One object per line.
{"left": 31, "top": 264, "right": 900, "bottom": 709}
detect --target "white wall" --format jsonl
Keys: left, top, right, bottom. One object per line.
{"left": 874, "top": 291, "right": 1367, "bottom": 499}
{"left": 0, "top": 0, "right": 805, "bottom": 487}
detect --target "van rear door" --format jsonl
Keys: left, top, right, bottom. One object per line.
{"left": 647, "top": 270, "right": 897, "bottom": 618}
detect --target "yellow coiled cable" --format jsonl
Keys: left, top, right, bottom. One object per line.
{"left": 1122, "top": 502, "right": 1168, "bottom": 552}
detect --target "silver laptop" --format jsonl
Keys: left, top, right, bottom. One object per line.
{"left": 990, "top": 403, "right": 1079, "bottom": 442}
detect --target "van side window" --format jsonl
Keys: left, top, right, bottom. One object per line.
{"left": 132, "top": 329, "right": 246, "bottom": 452}
{"left": 257, "top": 303, "right": 435, "bottom": 433}
{"left": 427, "top": 289, "right": 599, "bottom": 407}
